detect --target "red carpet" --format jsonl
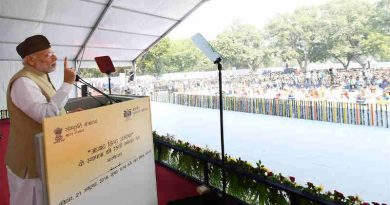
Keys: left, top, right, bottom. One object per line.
{"left": 155, "top": 164, "right": 200, "bottom": 205}
{"left": 0, "top": 119, "right": 10, "bottom": 205}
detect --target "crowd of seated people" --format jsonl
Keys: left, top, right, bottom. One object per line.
{"left": 148, "top": 67, "right": 390, "bottom": 104}
{"left": 85, "top": 67, "right": 389, "bottom": 104}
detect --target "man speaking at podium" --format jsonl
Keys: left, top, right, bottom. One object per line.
{"left": 6, "top": 35, "right": 76, "bottom": 205}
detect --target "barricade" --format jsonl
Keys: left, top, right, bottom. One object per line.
{"left": 152, "top": 92, "right": 389, "bottom": 128}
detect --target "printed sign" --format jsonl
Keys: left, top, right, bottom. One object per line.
{"left": 42, "top": 97, "right": 157, "bottom": 205}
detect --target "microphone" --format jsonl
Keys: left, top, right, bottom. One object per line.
{"left": 75, "top": 75, "right": 121, "bottom": 104}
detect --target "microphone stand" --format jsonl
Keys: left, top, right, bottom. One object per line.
{"left": 191, "top": 33, "right": 226, "bottom": 204}
{"left": 108, "top": 73, "right": 112, "bottom": 95}
{"left": 76, "top": 75, "right": 120, "bottom": 104}
{"left": 215, "top": 57, "right": 226, "bottom": 202}
{"left": 73, "top": 84, "right": 105, "bottom": 106}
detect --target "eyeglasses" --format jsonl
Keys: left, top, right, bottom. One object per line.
{"left": 31, "top": 52, "right": 56, "bottom": 60}
{"left": 42, "top": 52, "right": 56, "bottom": 58}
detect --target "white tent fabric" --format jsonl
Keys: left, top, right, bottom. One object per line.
{"left": 0, "top": 0, "right": 206, "bottom": 109}
{"left": 0, "top": 0, "right": 204, "bottom": 61}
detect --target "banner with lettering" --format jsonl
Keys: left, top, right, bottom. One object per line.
{"left": 42, "top": 97, "right": 157, "bottom": 205}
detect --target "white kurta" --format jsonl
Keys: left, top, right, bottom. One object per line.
{"left": 11, "top": 77, "right": 73, "bottom": 123}
{"left": 7, "top": 167, "right": 42, "bottom": 205}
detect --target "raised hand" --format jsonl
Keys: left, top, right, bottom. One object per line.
{"left": 64, "top": 57, "right": 76, "bottom": 84}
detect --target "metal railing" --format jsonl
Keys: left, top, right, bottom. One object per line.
{"left": 154, "top": 138, "right": 339, "bottom": 205}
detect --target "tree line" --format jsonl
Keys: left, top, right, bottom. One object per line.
{"left": 81, "top": 0, "right": 389, "bottom": 77}
{"left": 136, "top": 0, "right": 389, "bottom": 75}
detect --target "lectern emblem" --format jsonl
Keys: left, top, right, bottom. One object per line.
{"left": 123, "top": 109, "right": 132, "bottom": 121}
{"left": 53, "top": 127, "right": 64, "bottom": 144}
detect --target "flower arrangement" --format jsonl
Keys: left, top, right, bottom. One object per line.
{"left": 153, "top": 132, "right": 386, "bottom": 205}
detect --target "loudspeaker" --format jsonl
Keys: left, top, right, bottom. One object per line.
{"left": 128, "top": 71, "right": 135, "bottom": 82}
{"left": 81, "top": 84, "right": 88, "bottom": 97}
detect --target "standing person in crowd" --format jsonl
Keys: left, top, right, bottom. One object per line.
{"left": 6, "top": 35, "right": 77, "bottom": 205}
{"left": 329, "top": 68, "right": 335, "bottom": 86}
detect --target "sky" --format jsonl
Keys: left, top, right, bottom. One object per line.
{"left": 168, "top": 0, "right": 330, "bottom": 40}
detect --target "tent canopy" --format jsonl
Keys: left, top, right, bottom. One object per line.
{"left": 0, "top": 0, "right": 205, "bottom": 62}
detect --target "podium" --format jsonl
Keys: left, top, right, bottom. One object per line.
{"left": 35, "top": 95, "right": 157, "bottom": 205}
